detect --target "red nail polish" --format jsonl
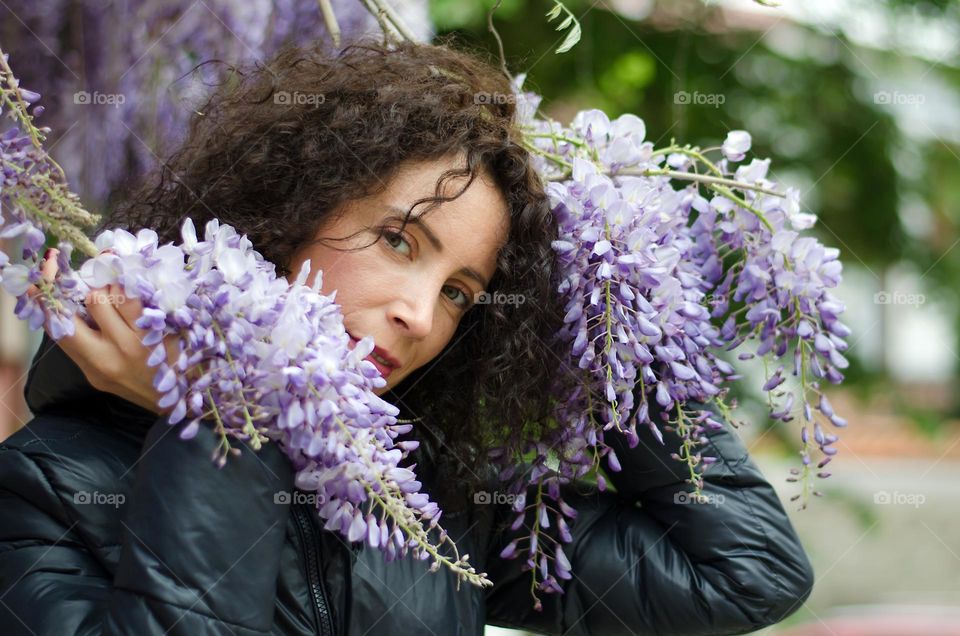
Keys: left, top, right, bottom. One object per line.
{"left": 44, "top": 247, "right": 54, "bottom": 261}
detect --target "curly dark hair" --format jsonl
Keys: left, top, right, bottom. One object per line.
{"left": 104, "top": 36, "right": 569, "bottom": 513}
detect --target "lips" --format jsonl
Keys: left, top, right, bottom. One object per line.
{"left": 346, "top": 332, "right": 400, "bottom": 378}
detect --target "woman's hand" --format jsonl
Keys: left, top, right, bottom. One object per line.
{"left": 27, "top": 248, "right": 178, "bottom": 414}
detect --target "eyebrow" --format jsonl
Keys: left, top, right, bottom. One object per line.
{"left": 387, "top": 206, "right": 490, "bottom": 289}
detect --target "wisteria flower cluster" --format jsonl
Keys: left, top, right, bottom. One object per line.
{"left": 1, "top": 48, "right": 487, "bottom": 589}
{"left": 5, "top": 0, "right": 432, "bottom": 207}
{"left": 85, "top": 221, "right": 477, "bottom": 575}
{"left": 1, "top": 42, "right": 851, "bottom": 611}
{"left": 479, "top": 75, "right": 851, "bottom": 608}
{"left": 0, "top": 53, "right": 99, "bottom": 337}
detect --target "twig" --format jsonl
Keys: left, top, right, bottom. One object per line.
{"left": 487, "top": 0, "right": 512, "bottom": 82}
{"left": 544, "top": 164, "right": 786, "bottom": 198}
{"left": 318, "top": 0, "right": 342, "bottom": 48}
{"left": 622, "top": 168, "right": 786, "bottom": 198}
{"left": 359, "top": 0, "right": 401, "bottom": 44}
{"left": 368, "top": 0, "right": 418, "bottom": 43}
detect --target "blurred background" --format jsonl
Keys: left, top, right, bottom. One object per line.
{"left": 2, "top": 0, "right": 960, "bottom": 634}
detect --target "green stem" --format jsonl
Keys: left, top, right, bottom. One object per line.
{"left": 311, "top": 385, "right": 491, "bottom": 589}
{"left": 210, "top": 321, "right": 265, "bottom": 450}
{"left": 674, "top": 407, "right": 705, "bottom": 495}
{"left": 625, "top": 169, "right": 785, "bottom": 199}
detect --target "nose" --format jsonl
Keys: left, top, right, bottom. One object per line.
{"left": 387, "top": 284, "right": 435, "bottom": 340}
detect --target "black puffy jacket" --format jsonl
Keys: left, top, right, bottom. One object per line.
{"left": 0, "top": 334, "right": 814, "bottom": 635}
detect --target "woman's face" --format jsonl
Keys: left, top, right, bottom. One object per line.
{"left": 286, "top": 155, "right": 510, "bottom": 395}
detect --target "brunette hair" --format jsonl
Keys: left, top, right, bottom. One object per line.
{"left": 106, "top": 36, "right": 568, "bottom": 512}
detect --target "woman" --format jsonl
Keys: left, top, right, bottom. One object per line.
{"left": 0, "top": 39, "right": 814, "bottom": 635}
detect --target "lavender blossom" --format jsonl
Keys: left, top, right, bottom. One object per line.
{"left": 2, "top": 41, "right": 852, "bottom": 612}
{"left": 2, "top": 0, "right": 433, "bottom": 207}
{"left": 488, "top": 76, "right": 851, "bottom": 608}
{"left": 1, "top": 49, "right": 487, "bottom": 589}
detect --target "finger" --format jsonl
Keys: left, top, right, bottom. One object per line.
{"left": 40, "top": 247, "right": 59, "bottom": 283}
{"left": 84, "top": 287, "right": 143, "bottom": 350}
{"left": 53, "top": 303, "right": 112, "bottom": 370}
{"left": 109, "top": 283, "right": 143, "bottom": 332}
{"left": 106, "top": 284, "right": 177, "bottom": 366}
{"left": 26, "top": 251, "right": 115, "bottom": 370}
{"left": 109, "top": 284, "right": 159, "bottom": 356}
{"left": 26, "top": 248, "right": 59, "bottom": 300}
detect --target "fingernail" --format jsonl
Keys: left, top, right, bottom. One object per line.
{"left": 44, "top": 247, "right": 54, "bottom": 261}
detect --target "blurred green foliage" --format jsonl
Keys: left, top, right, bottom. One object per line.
{"left": 432, "top": 0, "right": 960, "bottom": 410}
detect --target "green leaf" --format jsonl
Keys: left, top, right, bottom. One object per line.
{"left": 555, "top": 22, "right": 581, "bottom": 54}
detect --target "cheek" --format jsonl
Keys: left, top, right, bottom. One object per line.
{"left": 297, "top": 247, "right": 382, "bottom": 301}
{"left": 410, "top": 327, "right": 459, "bottom": 373}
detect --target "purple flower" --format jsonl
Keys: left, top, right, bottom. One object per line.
{"left": 3, "top": 49, "right": 854, "bottom": 610}
{"left": 721, "top": 130, "right": 751, "bottom": 162}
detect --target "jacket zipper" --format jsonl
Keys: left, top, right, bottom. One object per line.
{"left": 293, "top": 503, "right": 337, "bottom": 636}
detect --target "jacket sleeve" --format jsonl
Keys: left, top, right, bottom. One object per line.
{"left": 483, "top": 404, "right": 815, "bottom": 636}
{"left": 0, "top": 415, "right": 295, "bottom": 636}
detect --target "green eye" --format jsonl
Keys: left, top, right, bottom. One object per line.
{"left": 384, "top": 230, "right": 411, "bottom": 256}
{"left": 383, "top": 227, "right": 472, "bottom": 311}
{"left": 444, "top": 285, "right": 471, "bottom": 310}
